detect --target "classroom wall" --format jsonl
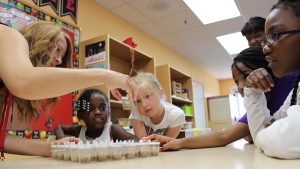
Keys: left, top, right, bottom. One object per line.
{"left": 20, "top": 0, "right": 220, "bottom": 96}
{"left": 77, "top": 0, "right": 220, "bottom": 97}
{"left": 219, "top": 78, "right": 235, "bottom": 96}
{"left": 20, "top": 0, "right": 222, "bottom": 129}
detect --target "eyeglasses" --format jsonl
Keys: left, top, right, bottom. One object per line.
{"left": 261, "top": 29, "right": 300, "bottom": 47}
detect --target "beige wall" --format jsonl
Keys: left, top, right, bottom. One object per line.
{"left": 219, "top": 78, "right": 235, "bottom": 96}
{"left": 20, "top": 0, "right": 220, "bottom": 97}
{"left": 77, "top": 0, "right": 220, "bottom": 97}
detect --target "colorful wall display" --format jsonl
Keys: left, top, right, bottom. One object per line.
{"left": 30, "top": 0, "right": 77, "bottom": 23}
{"left": 0, "top": 0, "right": 80, "bottom": 139}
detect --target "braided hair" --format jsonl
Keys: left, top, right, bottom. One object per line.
{"left": 77, "top": 89, "right": 110, "bottom": 120}
{"left": 289, "top": 74, "right": 300, "bottom": 105}
{"left": 233, "top": 47, "right": 274, "bottom": 78}
{"left": 271, "top": 0, "right": 300, "bottom": 105}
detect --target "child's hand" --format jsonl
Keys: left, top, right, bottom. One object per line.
{"left": 246, "top": 68, "right": 274, "bottom": 92}
{"left": 143, "top": 134, "right": 174, "bottom": 146}
{"left": 53, "top": 137, "right": 81, "bottom": 145}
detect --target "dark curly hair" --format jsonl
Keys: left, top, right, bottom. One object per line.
{"left": 232, "top": 47, "right": 274, "bottom": 78}
{"left": 241, "top": 17, "right": 266, "bottom": 36}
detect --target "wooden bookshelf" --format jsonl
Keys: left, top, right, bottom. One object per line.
{"left": 80, "top": 34, "right": 155, "bottom": 120}
{"left": 156, "top": 64, "right": 195, "bottom": 127}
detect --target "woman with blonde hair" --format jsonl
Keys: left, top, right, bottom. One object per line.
{"left": 8, "top": 22, "right": 73, "bottom": 130}
{"left": 0, "top": 22, "right": 137, "bottom": 158}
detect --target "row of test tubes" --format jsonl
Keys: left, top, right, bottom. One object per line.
{"left": 51, "top": 140, "right": 160, "bottom": 163}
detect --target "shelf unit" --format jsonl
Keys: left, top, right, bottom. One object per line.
{"left": 156, "top": 64, "right": 195, "bottom": 127}
{"left": 80, "top": 34, "right": 155, "bottom": 121}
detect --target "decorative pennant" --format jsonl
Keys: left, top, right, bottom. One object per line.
{"left": 37, "top": 11, "right": 45, "bottom": 20}
{"left": 60, "top": 0, "right": 77, "bottom": 23}
{"left": 50, "top": 17, "right": 57, "bottom": 24}
{"left": 24, "top": 5, "right": 32, "bottom": 14}
{"left": 32, "top": 0, "right": 38, "bottom": 5}
{"left": 8, "top": 0, "right": 16, "bottom": 6}
{"left": 39, "top": 0, "right": 59, "bottom": 15}
{"left": 74, "top": 47, "right": 79, "bottom": 54}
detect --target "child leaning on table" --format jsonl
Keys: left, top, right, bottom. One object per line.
{"left": 129, "top": 72, "right": 186, "bottom": 139}
{"left": 54, "top": 89, "right": 139, "bottom": 143}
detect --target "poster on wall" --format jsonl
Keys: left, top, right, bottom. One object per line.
{"left": 84, "top": 41, "right": 106, "bottom": 65}
{"left": 0, "top": 0, "right": 80, "bottom": 139}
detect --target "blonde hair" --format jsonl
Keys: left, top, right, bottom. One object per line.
{"left": 14, "top": 22, "right": 73, "bottom": 122}
{"left": 19, "top": 21, "right": 72, "bottom": 68}
{"left": 132, "top": 72, "right": 161, "bottom": 91}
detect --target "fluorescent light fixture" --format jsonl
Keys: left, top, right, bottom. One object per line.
{"left": 216, "top": 32, "right": 248, "bottom": 55}
{"left": 183, "top": 0, "right": 241, "bottom": 24}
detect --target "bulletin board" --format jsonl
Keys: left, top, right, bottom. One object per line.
{"left": 0, "top": 0, "right": 80, "bottom": 139}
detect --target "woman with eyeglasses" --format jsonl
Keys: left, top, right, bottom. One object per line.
{"left": 244, "top": 0, "right": 300, "bottom": 159}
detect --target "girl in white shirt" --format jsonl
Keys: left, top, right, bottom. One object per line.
{"left": 129, "top": 72, "right": 186, "bottom": 139}
{"left": 244, "top": 0, "right": 300, "bottom": 159}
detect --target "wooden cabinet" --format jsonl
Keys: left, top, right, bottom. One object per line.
{"left": 79, "top": 34, "right": 155, "bottom": 120}
{"left": 156, "top": 64, "right": 195, "bottom": 127}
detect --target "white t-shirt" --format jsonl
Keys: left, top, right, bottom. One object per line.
{"left": 129, "top": 102, "right": 186, "bottom": 135}
{"left": 244, "top": 82, "right": 300, "bottom": 159}
{"left": 78, "top": 123, "right": 111, "bottom": 143}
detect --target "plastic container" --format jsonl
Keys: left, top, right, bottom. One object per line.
{"left": 50, "top": 143, "right": 59, "bottom": 160}
{"left": 90, "top": 143, "right": 97, "bottom": 161}
{"left": 56, "top": 145, "right": 64, "bottom": 160}
{"left": 63, "top": 144, "right": 71, "bottom": 161}
{"left": 149, "top": 142, "right": 160, "bottom": 156}
{"left": 122, "top": 97, "right": 133, "bottom": 110}
{"left": 182, "top": 105, "right": 193, "bottom": 116}
{"left": 110, "top": 144, "right": 123, "bottom": 160}
{"left": 96, "top": 144, "right": 110, "bottom": 161}
{"left": 183, "top": 122, "right": 193, "bottom": 129}
{"left": 78, "top": 145, "right": 92, "bottom": 163}
{"left": 124, "top": 143, "right": 137, "bottom": 159}
{"left": 138, "top": 143, "right": 150, "bottom": 158}
{"left": 70, "top": 145, "right": 80, "bottom": 162}
{"left": 185, "top": 128, "right": 212, "bottom": 137}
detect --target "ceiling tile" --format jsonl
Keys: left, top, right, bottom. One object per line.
{"left": 156, "top": 34, "right": 181, "bottom": 47}
{"left": 172, "top": 25, "right": 211, "bottom": 43}
{"left": 243, "top": 9, "right": 272, "bottom": 21}
{"left": 129, "top": 0, "right": 187, "bottom": 19}
{"left": 235, "top": 0, "right": 277, "bottom": 13}
{"left": 137, "top": 21, "right": 167, "bottom": 37}
{"left": 154, "top": 10, "right": 202, "bottom": 33}
{"left": 204, "top": 17, "right": 245, "bottom": 37}
{"left": 172, "top": 40, "right": 233, "bottom": 78}
{"left": 93, "top": 0, "right": 274, "bottom": 79}
{"left": 112, "top": 4, "right": 149, "bottom": 25}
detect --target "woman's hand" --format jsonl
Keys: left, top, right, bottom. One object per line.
{"left": 103, "top": 70, "right": 137, "bottom": 101}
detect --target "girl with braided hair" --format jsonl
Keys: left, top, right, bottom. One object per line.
{"left": 54, "top": 89, "right": 139, "bottom": 142}
{"left": 244, "top": 0, "right": 300, "bottom": 159}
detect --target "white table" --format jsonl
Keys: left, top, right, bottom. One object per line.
{"left": 3, "top": 141, "right": 300, "bottom": 169}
